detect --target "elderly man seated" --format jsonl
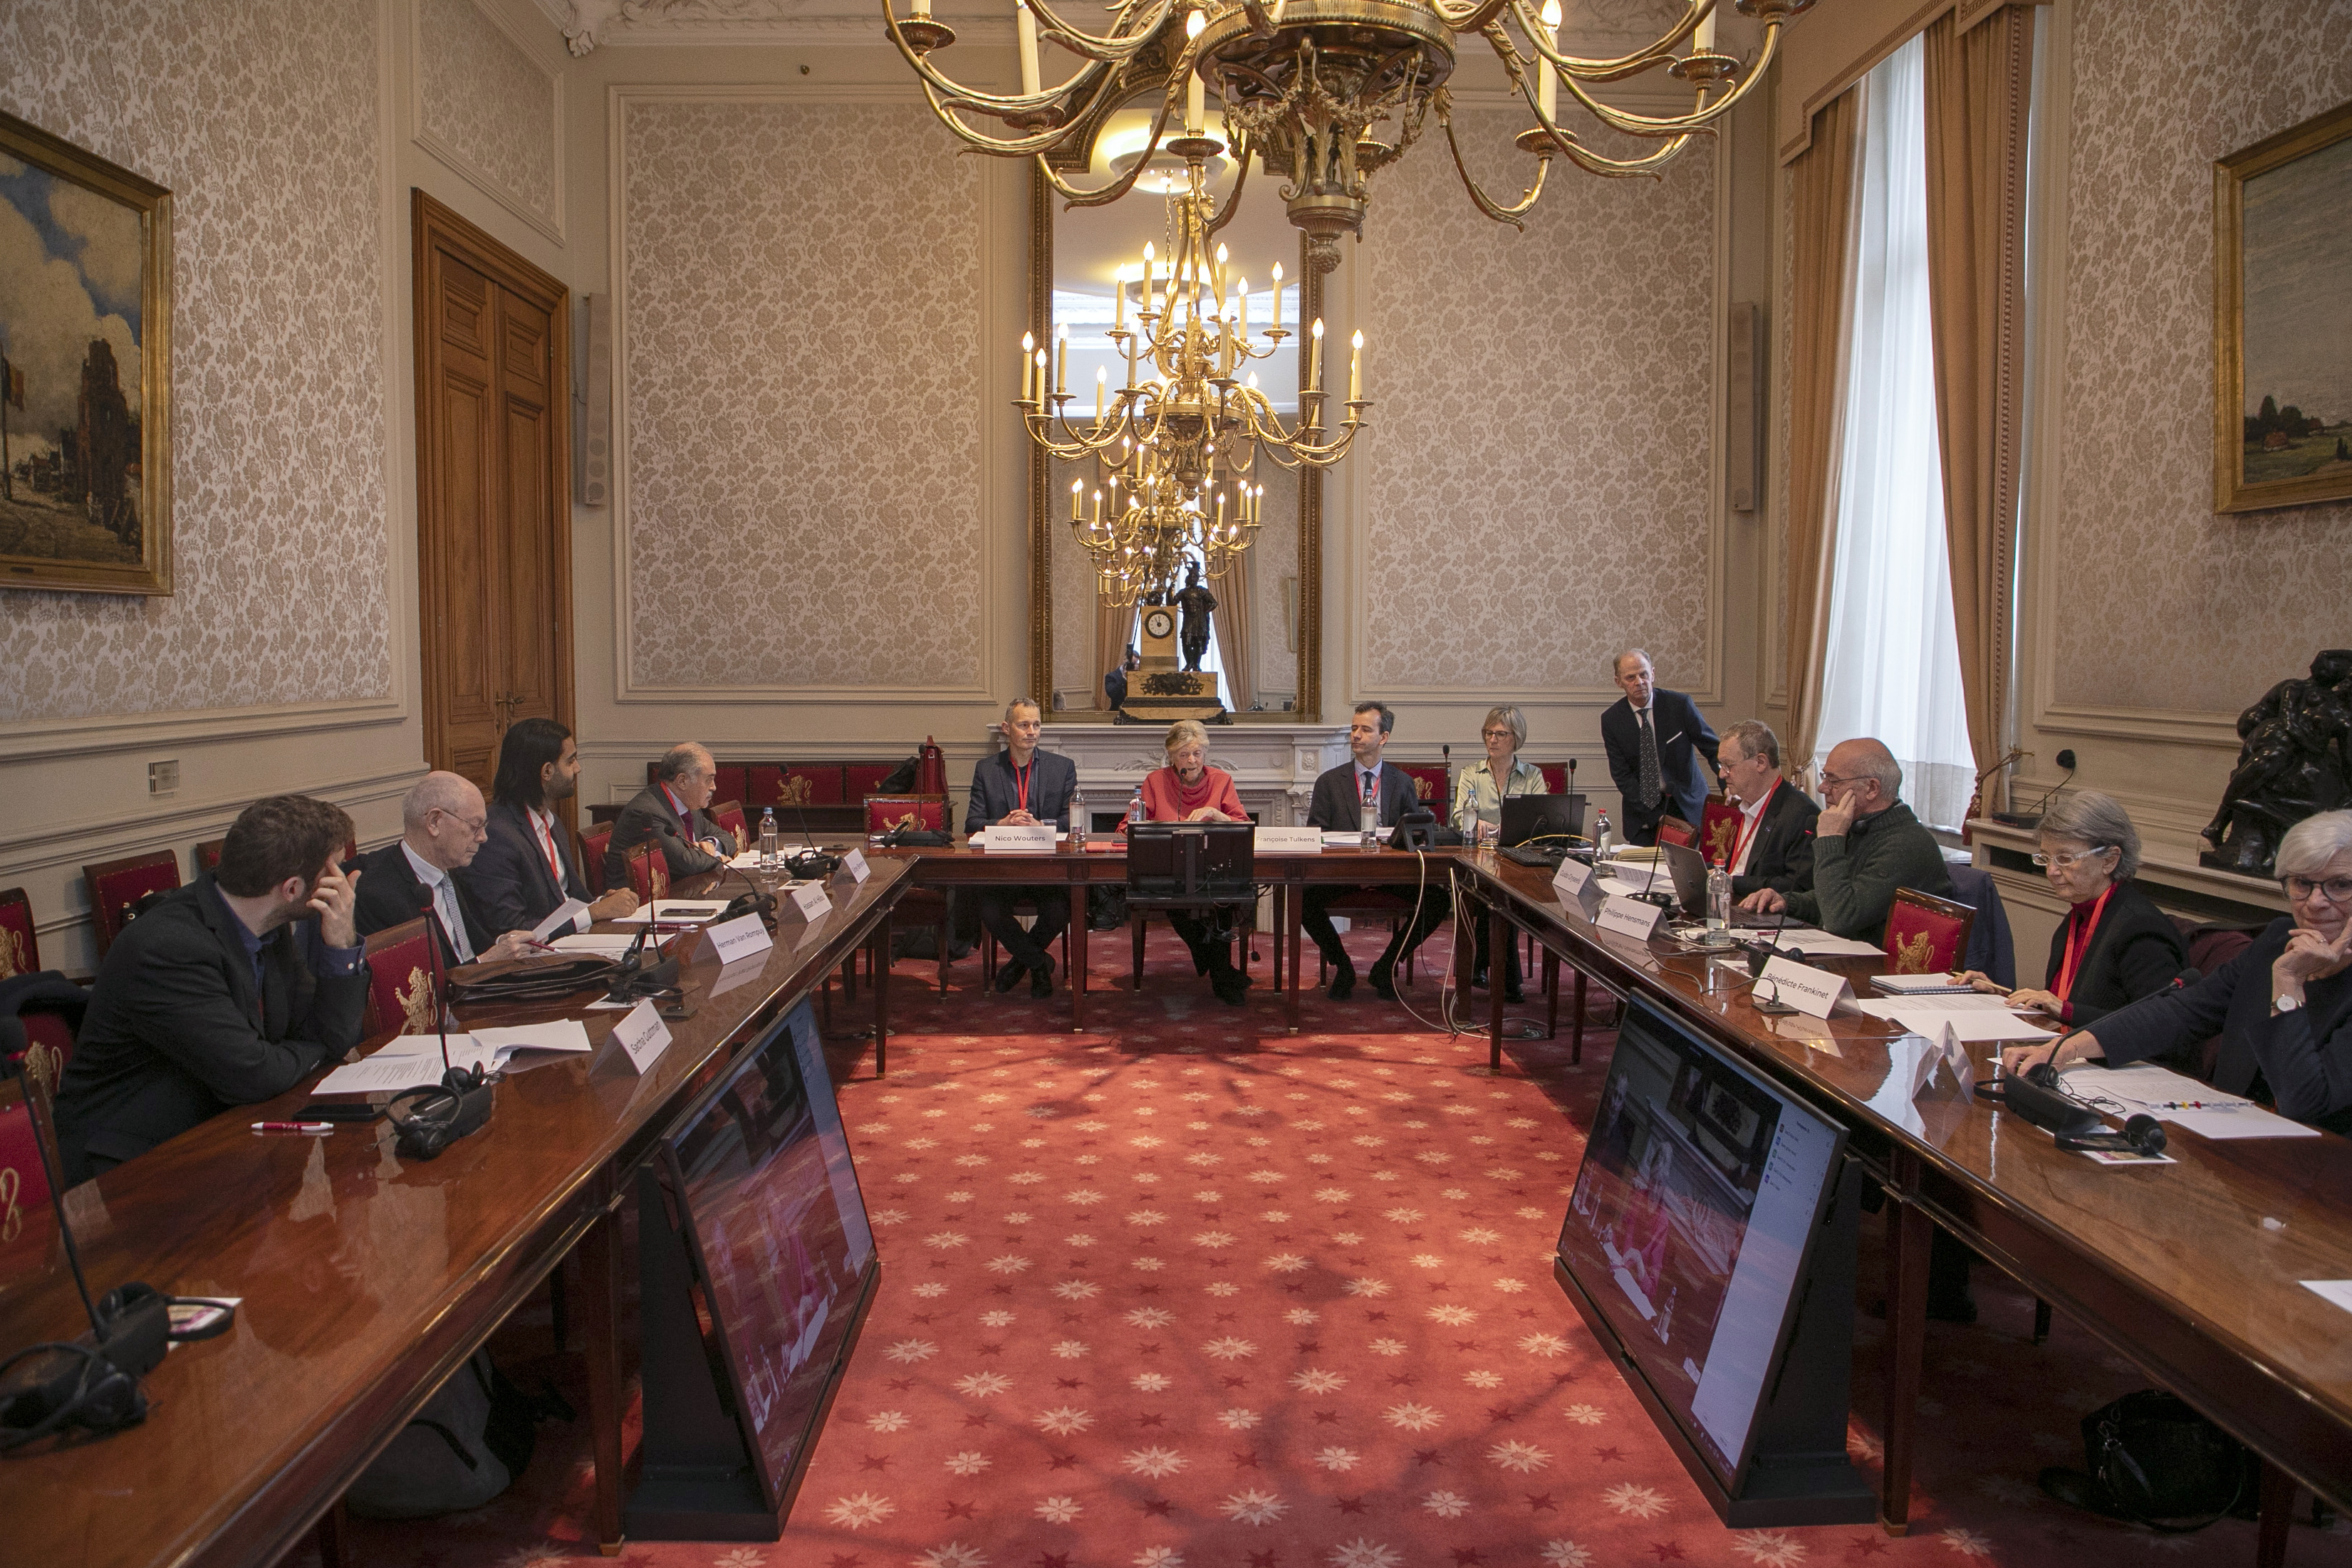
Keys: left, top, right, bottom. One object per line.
{"left": 1739, "top": 737, "right": 1951, "bottom": 941}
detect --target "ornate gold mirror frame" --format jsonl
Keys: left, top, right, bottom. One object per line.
{"left": 1025, "top": 108, "right": 1323, "bottom": 723}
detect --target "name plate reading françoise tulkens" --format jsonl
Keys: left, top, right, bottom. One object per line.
{"left": 981, "top": 823, "right": 1057, "bottom": 852}
{"left": 1595, "top": 894, "right": 1667, "bottom": 941}
{"left": 695, "top": 911, "right": 774, "bottom": 966}
{"left": 1254, "top": 827, "right": 1323, "bottom": 852}
{"left": 1757, "top": 954, "right": 1853, "bottom": 1020}
{"left": 610, "top": 998, "right": 673, "bottom": 1075}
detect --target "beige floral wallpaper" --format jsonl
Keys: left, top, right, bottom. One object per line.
{"left": 0, "top": 0, "right": 392, "bottom": 723}
{"left": 417, "top": 0, "right": 560, "bottom": 236}
{"left": 1359, "top": 105, "right": 1716, "bottom": 696}
{"left": 2050, "top": 0, "right": 2352, "bottom": 714}
{"left": 620, "top": 99, "right": 987, "bottom": 692}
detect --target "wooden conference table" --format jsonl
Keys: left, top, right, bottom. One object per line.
{"left": 2, "top": 860, "right": 908, "bottom": 1568}
{"left": 886, "top": 837, "right": 1456, "bottom": 1034}
{"left": 1456, "top": 850, "right": 2352, "bottom": 1558}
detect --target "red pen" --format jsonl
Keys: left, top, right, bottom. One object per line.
{"left": 252, "top": 1121, "right": 335, "bottom": 1134}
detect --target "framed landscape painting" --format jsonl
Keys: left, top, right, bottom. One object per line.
{"left": 0, "top": 110, "right": 172, "bottom": 594}
{"left": 2214, "top": 97, "right": 2352, "bottom": 514}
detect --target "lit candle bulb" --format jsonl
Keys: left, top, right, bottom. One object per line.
{"left": 1142, "top": 242, "right": 1157, "bottom": 315}
{"left": 1213, "top": 242, "right": 1229, "bottom": 312}
{"left": 1071, "top": 477, "right": 1083, "bottom": 520}
{"left": 1055, "top": 322, "right": 1068, "bottom": 395}
{"left": 1184, "top": 10, "right": 1207, "bottom": 135}
{"left": 1694, "top": 0, "right": 1715, "bottom": 54}
{"left": 1308, "top": 317, "right": 1323, "bottom": 392}
{"left": 1113, "top": 267, "right": 1126, "bottom": 334}
{"left": 1096, "top": 365, "right": 1106, "bottom": 422}
{"left": 1015, "top": 0, "right": 1041, "bottom": 96}
{"left": 1349, "top": 328, "right": 1363, "bottom": 402}
{"left": 1091, "top": 488, "right": 1103, "bottom": 524}
{"left": 1021, "top": 330, "right": 1035, "bottom": 401}
{"left": 1035, "top": 348, "right": 1048, "bottom": 400}
{"left": 912, "top": 0, "right": 929, "bottom": 19}
{"left": 1237, "top": 278, "right": 1249, "bottom": 343}
{"left": 1538, "top": 0, "right": 1560, "bottom": 119}
{"left": 1270, "top": 261, "right": 1284, "bottom": 332}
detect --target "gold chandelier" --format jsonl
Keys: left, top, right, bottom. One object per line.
{"left": 1029, "top": 145, "right": 1358, "bottom": 608}
{"left": 884, "top": 0, "right": 1808, "bottom": 274}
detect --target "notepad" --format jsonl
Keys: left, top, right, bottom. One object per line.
{"left": 313, "top": 1021, "right": 594, "bottom": 1094}
{"left": 1870, "top": 972, "right": 1977, "bottom": 995}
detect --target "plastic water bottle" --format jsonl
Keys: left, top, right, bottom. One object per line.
{"left": 1359, "top": 784, "right": 1378, "bottom": 848}
{"left": 759, "top": 807, "right": 779, "bottom": 869}
{"left": 1593, "top": 809, "right": 1613, "bottom": 859}
{"left": 1706, "top": 864, "right": 1732, "bottom": 931}
{"left": 1070, "top": 788, "right": 1088, "bottom": 849}
{"left": 1128, "top": 781, "right": 1145, "bottom": 834}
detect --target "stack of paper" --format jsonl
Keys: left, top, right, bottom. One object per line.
{"left": 1776, "top": 933, "right": 1885, "bottom": 958}
{"left": 2063, "top": 1062, "right": 2320, "bottom": 1140}
{"left": 615, "top": 899, "right": 729, "bottom": 925}
{"left": 312, "top": 1020, "right": 595, "bottom": 1095}
{"left": 550, "top": 932, "right": 642, "bottom": 956}
{"left": 1872, "top": 972, "right": 1977, "bottom": 995}
{"left": 1856, "top": 994, "right": 2055, "bottom": 1043}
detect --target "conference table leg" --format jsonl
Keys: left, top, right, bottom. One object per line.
{"left": 1287, "top": 871, "right": 1305, "bottom": 1033}
{"left": 1572, "top": 970, "right": 1588, "bottom": 1066}
{"left": 874, "top": 911, "right": 891, "bottom": 1077}
{"left": 313, "top": 1496, "right": 350, "bottom": 1568}
{"left": 581, "top": 1206, "right": 627, "bottom": 1554}
{"left": 1880, "top": 1151, "right": 1931, "bottom": 1534}
{"left": 1071, "top": 880, "right": 1088, "bottom": 1033}
{"left": 1489, "top": 899, "right": 1507, "bottom": 1072}
{"left": 2256, "top": 1458, "right": 2296, "bottom": 1568}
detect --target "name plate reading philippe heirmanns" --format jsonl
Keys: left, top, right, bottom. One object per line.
{"left": 1758, "top": 954, "right": 1854, "bottom": 1020}
{"left": 981, "top": 823, "right": 1057, "bottom": 852}
{"left": 1255, "top": 827, "right": 1323, "bottom": 852}
{"left": 832, "top": 847, "right": 872, "bottom": 885}
{"left": 780, "top": 880, "right": 835, "bottom": 923}
{"left": 1595, "top": 894, "right": 1667, "bottom": 941}
{"left": 611, "top": 999, "right": 673, "bottom": 1075}
{"left": 695, "top": 911, "right": 774, "bottom": 966}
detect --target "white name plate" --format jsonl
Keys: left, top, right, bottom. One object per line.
{"left": 610, "top": 999, "right": 672, "bottom": 1075}
{"left": 981, "top": 823, "right": 1056, "bottom": 852}
{"left": 1596, "top": 895, "right": 1667, "bottom": 941}
{"left": 779, "top": 880, "right": 834, "bottom": 924}
{"left": 695, "top": 911, "right": 774, "bottom": 966}
{"left": 1758, "top": 954, "right": 1853, "bottom": 1020}
{"left": 1256, "top": 827, "right": 1323, "bottom": 852}
{"left": 831, "top": 847, "right": 871, "bottom": 885}
{"left": 1554, "top": 859, "right": 1604, "bottom": 919}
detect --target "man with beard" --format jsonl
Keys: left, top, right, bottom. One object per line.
{"left": 54, "top": 794, "right": 368, "bottom": 1183}
{"left": 461, "top": 716, "right": 641, "bottom": 936}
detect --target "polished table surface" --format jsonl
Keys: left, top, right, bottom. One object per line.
{"left": 1, "top": 860, "right": 909, "bottom": 1568}
{"left": 1454, "top": 850, "right": 2352, "bottom": 1528}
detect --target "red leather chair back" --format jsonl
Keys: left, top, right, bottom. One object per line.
{"left": 0, "top": 1093, "right": 53, "bottom": 1251}
{"left": 844, "top": 763, "right": 896, "bottom": 801}
{"left": 83, "top": 851, "right": 182, "bottom": 958}
{"left": 1699, "top": 802, "right": 1742, "bottom": 867}
{"left": 363, "top": 918, "right": 439, "bottom": 1037}
{"left": 624, "top": 845, "right": 672, "bottom": 903}
{"left": 1394, "top": 763, "right": 1448, "bottom": 808}
{"left": 865, "top": 795, "right": 949, "bottom": 836}
{"left": 1538, "top": 764, "right": 1568, "bottom": 793}
{"left": 1883, "top": 888, "right": 1975, "bottom": 976}
{"left": 0, "top": 888, "right": 39, "bottom": 981}
{"left": 1655, "top": 817, "right": 1697, "bottom": 850}
{"left": 710, "top": 800, "right": 750, "bottom": 854}
{"left": 712, "top": 765, "right": 748, "bottom": 807}
{"left": 779, "top": 765, "right": 845, "bottom": 806}
{"left": 581, "top": 824, "right": 615, "bottom": 894}
{"left": 192, "top": 838, "right": 227, "bottom": 878}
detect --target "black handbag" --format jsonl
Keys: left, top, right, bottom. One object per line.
{"left": 2039, "top": 1389, "right": 2258, "bottom": 1531}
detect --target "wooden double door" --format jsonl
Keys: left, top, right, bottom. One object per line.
{"left": 412, "top": 190, "right": 573, "bottom": 796}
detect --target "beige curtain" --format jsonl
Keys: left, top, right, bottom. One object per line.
{"left": 1781, "top": 87, "right": 1864, "bottom": 783}
{"left": 1924, "top": 6, "right": 2034, "bottom": 806}
{"left": 1093, "top": 600, "right": 1133, "bottom": 711}
{"left": 1213, "top": 554, "right": 1257, "bottom": 712}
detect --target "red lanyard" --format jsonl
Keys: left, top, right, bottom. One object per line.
{"left": 536, "top": 812, "right": 564, "bottom": 882}
{"left": 2051, "top": 886, "right": 2114, "bottom": 1000}
{"left": 1014, "top": 759, "right": 1032, "bottom": 815}
{"left": 1727, "top": 780, "right": 1776, "bottom": 870}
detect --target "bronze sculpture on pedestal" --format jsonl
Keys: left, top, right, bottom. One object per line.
{"left": 2200, "top": 649, "right": 2352, "bottom": 879}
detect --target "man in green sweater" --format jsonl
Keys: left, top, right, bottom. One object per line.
{"left": 1739, "top": 737, "right": 1952, "bottom": 939}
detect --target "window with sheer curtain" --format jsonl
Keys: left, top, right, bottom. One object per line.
{"left": 1814, "top": 35, "right": 1977, "bottom": 831}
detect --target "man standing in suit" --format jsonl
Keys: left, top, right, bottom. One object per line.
{"left": 351, "top": 773, "right": 537, "bottom": 967}
{"left": 459, "top": 717, "right": 640, "bottom": 936}
{"left": 54, "top": 795, "right": 369, "bottom": 1183}
{"left": 1601, "top": 649, "right": 1720, "bottom": 846}
{"left": 1105, "top": 645, "right": 1140, "bottom": 712}
{"left": 608, "top": 742, "right": 730, "bottom": 889}
{"left": 1742, "top": 737, "right": 1953, "bottom": 939}
{"left": 966, "top": 697, "right": 1079, "bottom": 998}
{"left": 1716, "top": 719, "right": 1821, "bottom": 901}
{"left": 1303, "top": 701, "right": 1444, "bottom": 1000}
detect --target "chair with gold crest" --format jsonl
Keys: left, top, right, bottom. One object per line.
{"left": 1882, "top": 888, "right": 1976, "bottom": 976}
{"left": 362, "top": 917, "right": 441, "bottom": 1038}
{"left": 1699, "top": 801, "right": 1742, "bottom": 867}
{"left": 623, "top": 845, "right": 672, "bottom": 904}
{"left": 81, "top": 850, "right": 182, "bottom": 959}
{"left": 0, "top": 889, "right": 80, "bottom": 1097}
{"left": 1655, "top": 817, "right": 1698, "bottom": 850}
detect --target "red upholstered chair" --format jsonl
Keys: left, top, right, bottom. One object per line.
{"left": 623, "top": 845, "right": 672, "bottom": 904}
{"left": 1655, "top": 817, "right": 1697, "bottom": 850}
{"left": 1881, "top": 888, "right": 1975, "bottom": 976}
{"left": 710, "top": 800, "right": 750, "bottom": 855}
{"left": 711, "top": 765, "right": 748, "bottom": 807}
{"left": 362, "top": 918, "right": 440, "bottom": 1038}
{"left": 83, "top": 850, "right": 182, "bottom": 959}
{"left": 1698, "top": 802, "right": 1742, "bottom": 867}
{"left": 0, "top": 889, "right": 76, "bottom": 1094}
{"left": 780, "top": 765, "right": 846, "bottom": 807}
{"left": 865, "top": 795, "right": 951, "bottom": 837}
{"left": 0, "top": 888, "right": 38, "bottom": 983}
{"left": 1394, "top": 763, "right": 1448, "bottom": 812}
{"left": 0, "top": 1092, "right": 53, "bottom": 1240}
{"left": 745, "top": 765, "right": 788, "bottom": 808}
{"left": 581, "top": 823, "right": 615, "bottom": 894}
{"left": 1538, "top": 764, "right": 1568, "bottom": 793}
{"left": 844, "top": 763, "right": 897, "bottom": 802}
{"left": 192, "top": 838, "right": 226, "bottom": 878}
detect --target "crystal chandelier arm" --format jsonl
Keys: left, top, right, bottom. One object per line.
{"left": 1439, "top": 108, "right": 1549, "bottom": 225}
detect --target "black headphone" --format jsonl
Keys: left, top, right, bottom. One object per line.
{"left": 0, "top": 1283, "right": 166, "bottom": 1453}
{"left": 388, "top": 1067, "right": 496, "bottom": 1161}
{"left": 2056, "top": 1111, "right": 2168, "bottom": 1159}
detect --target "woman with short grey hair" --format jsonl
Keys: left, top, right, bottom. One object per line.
{"left": 2006, "top": 809, "right": 2352, "bottom": 1131}
{"left": 1963, "top": 790, "right": 2183, "bottom": 1025}
{"left": 1453, "top": 704, "right": 1547, "bottom": 1001}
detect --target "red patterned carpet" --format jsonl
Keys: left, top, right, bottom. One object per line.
{"left": 291, "top": 925, "right": 2352, "bottom": 1568}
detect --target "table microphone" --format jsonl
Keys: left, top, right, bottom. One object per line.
{"left": 710, "top": 857, "right": 779, "bottom": 929}
{"left": 392, "top": 885, "right": 493, "bottom": 1160}
{"left": 787, "top": 795, "right": 839, "bottom": 879}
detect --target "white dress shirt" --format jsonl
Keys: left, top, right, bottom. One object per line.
{"left": 401, "top": 841, "right": 475, "bottom": 963}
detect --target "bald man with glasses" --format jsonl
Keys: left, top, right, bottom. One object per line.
{"left": 351, "top": 771, "right": 537, "bottom": 968}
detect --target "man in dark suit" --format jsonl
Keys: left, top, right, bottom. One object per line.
{"left": 458, "top": 716, "right": 641, "bottom": 936}
{"left": 1105, "top": 646, "right": 1140, "bottom": 712}
{"left": 607, "top": 742, "right": 730, "bottom": 889}
{"left": 53, "top": 795, "right": 368, "bottom": 1183}
{"left": 1716, "top": 719, "right": 1821, "bottom": 901}
{"left": 1302, "top": 701, "right": 1445, "bottom": 1000}
{"left": 350, "top": 773, "right": 535, "bottom": 968}
{"left": 1601, "top": 649, "right": 1720, "bottom": 846}
{"left": 965, "top": 697, "right": 1079, "bottom": 998}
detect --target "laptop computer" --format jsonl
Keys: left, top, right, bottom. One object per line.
{"left": 1501, "top": 793, "right": 1586, "bottom": 850}
{"left": 1657, "top": 840, "right": 1803, "bottom": 927}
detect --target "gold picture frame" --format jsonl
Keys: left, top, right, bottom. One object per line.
{"left": 0, "top": 109, "right": 172, "bottom": 594}
{"left": 2212, "top": 97, "right": 2352, "bottom": 515}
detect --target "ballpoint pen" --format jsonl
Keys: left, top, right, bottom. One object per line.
{"left": 252, "top": 1121, "right": 335, "bottom": 1134}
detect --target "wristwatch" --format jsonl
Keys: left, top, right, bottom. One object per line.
{"left": 2273, "top": 991, "right": 2304, "bottom": 1015}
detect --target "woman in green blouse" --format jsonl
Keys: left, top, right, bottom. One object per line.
{"left": 1453, "top": 704, "right": 1548, "bottom": 1000}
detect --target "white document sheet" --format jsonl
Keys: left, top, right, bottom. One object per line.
{"left": 2302, "top": 1281, "right": 2352, "bottom": 1315}
{"left": 2165, "top": 1107, "right": 2320, "bottom": 1140}
{"left": 529, "top": 898, "right": 592, "bottom": 941}
{"left": 550, "top": 933, "right": 641, "bottom": 956}
{"left": 1869, "top": 972, "right": 1979, "bottom": 995}
{"left": 1776, "top": 934, "right": 1886, "bottom": 958}
{"left": 311, "top": 1047, "right": 459, "bottom": 1096}
{"left": 1856, "top": 993, "right": 2019, "bottom": 1018}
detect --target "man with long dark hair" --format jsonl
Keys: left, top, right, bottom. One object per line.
{"left": 459, "top": 717, "right": 640, "bottom": 936}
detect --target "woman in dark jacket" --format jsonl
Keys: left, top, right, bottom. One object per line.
{"left": 1963, "top": 790, "right": 2187, "bottom": 1025}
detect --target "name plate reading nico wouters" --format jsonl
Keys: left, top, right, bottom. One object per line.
{"left": 980, "top": 823, "right": 1056, "bottom": 852}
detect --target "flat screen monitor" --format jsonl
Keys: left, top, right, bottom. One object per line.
{"left": 1502, "top": 793, "right": 1586, "bottom": 848}
{"left": 1558, "top": 995, "right": 1847, "bottom": 1493}
{"left": 662, "top": 998, "right": 875, "bottom": 1510}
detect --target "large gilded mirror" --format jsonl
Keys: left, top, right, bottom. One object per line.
{"left": 1028, "top": 90, "right": 1323, "bottom": 722}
